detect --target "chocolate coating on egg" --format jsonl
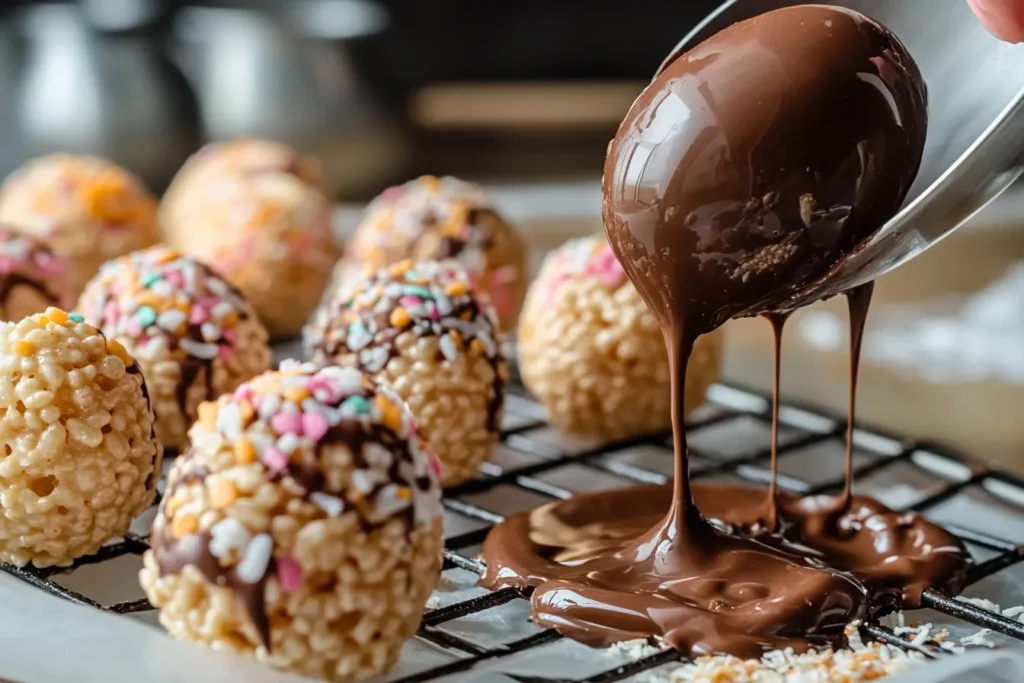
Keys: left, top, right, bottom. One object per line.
{"left": 603, "top": 5, "right": 927, "bottom": 335}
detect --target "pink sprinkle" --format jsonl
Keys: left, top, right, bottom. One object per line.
{"left": 35, "top": 252, "right": 62, "bottom": 276}
{"left": 189, "top": 304, "right": 208, "bottom": 325}
{"left": 218, "top": 345, "right": 233, "bottom": 362}
{"left": 264, "top": 447, "right": 289, "bottom": 474}
{"left": 234, "top": 384, "right": 254, "bottom": 402}
{"left": 124, "top": 319, "right": 143, "bottom": 337}
{"left": 165, "top": 270, "right": 185, "bottom": 289}
{"left": 492, "top": 265, "right": 518, "bottom": 285}
{"left": 427, "top": 303, "right": 441, "bottom": 321}
{"left": 270, "top": 412, "right": 303, "bottom": 435}
{"left": 222, "top": 328, "right": 238, "bottom": 345}
{"left": 308, "top": 376, "right": 340, "bottom": 404}
{"left": 381, "top": 185, "right": 404, "bottom": 201}
{"left": 104, "top": 301, "right": 120, "bottom": 326}
{"left": 0, "top": 256, "right": 16, "bottom": 273}
{"left": 399, "top": 296, "right": 422, "bottom": 308}
{"left": 301, "top": 412, "right": 329, "bottom": 441}
{"left": 429, "top": 454, "right": 443, "bottom": 483}
{"left": 276, "top": 555, "right": 302, "bottom": 592}
{"left": 200, "top": 296, "right": 220, "bottom": 311}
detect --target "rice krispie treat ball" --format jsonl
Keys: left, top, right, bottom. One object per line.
{"left": 160, "top": 139, "right": 338, "bottom": 338}
{"left": 519, "top": 236, "right": 723, "bottom": 440}
{"left": 78, "top": 246, "right": 271, "bottom": 451}
{"left": 0, "top": 155, "right": 160, "bottom": 296}
{"left": 306, "top": 259, "right": 507, "bottom": 486}
{"left": 140, "top": 361, "right": 443, "bottom": 682}
{"left": 339, "top": 176, "right": 528, "bottom": 332}
{"left": 0, "top": 307, "right": 162, "bottom": 568}
{"left": 0, "top": 227, "right": 73, "bottom": 321}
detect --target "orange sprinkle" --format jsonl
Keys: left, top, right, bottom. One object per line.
{"left": 376, "top": 393, "right": 402, "bottom": 432}
{"left": 460, "top": 310, "right": 474, "bottom": 321}
{"left": 389, "top": 307, "right": 411, "bottom": 328}
{"left": 419, "top": 175, "right": 441, "bottom": 191}
{"left": 208, "top": 477, "right": 238, "bottom": 509}
{"left": 238, "top": 400, "right": 255, "bottom": 425}
{"left": 134, "top": 292, "right": 161, "bottom": 309}
{"left": 45, "top": 308, "right": 68, "bottom": 325}
{"left": 234, "top": 438, "right": 257, "bottom": 464}
{"left": 390, "top": 259, "right": 414, "bottom": 276}
{"left": 172, "top": 514, "right": 199, "bottom": 539}
{"left": 164, "top": 493, "right": 186, "bottom": 517}
{"left": 396, "top": 487, "right": 412, "bottom": 500}
{"left": 445, "top": 281, "right": 468, "bottom": 297}
{"left": 449, "top": 330, "right": 463, "bottom": 349}
{"left": 222, "top": 312, "right": 239, "bottom": 328}
{"left": 198, "top": 401, "right": 218, "bottom": 430}
{"left": 284, "top": 387, "right": 310, "bottom": 404}
{"left": 470, "top": 339, "right": 486, "bottom": 355}
{"left": 36, "top": 315, "right": 50, "bottom": 326}
{"left": 13, "top": 341, "right": 34, "bottom": 357}
{"left": 106, "top": 339, "right": 132, "bottom": 366}
{"left": 155, "top": 249, "right": 180, "bottom": 264}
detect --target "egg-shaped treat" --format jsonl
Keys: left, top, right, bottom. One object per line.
{"left": 160, "top": 139, "right": 338, "bottom": 338}
{"left": 78, "top": 246, "right": 271, "bottom": 452}
{"left": 0, "top": 227, "right": 72, "bottom": 321}
{"left": 0, "top": 307, "right": 162, "bottom": 567}
{"left": 519, "top": 237, "right": 723, "bottom": 440}
{"left": 0, "top": 155, "right": 160, "bottom": 296}
{"left": 340, "top": 176, "right": 528, "bottom": 332}
{"left": 140, "top": 362, "right": 443, "bottom": 682}
{"left": 306, "top": 259, "right": 507, "bottom": 486}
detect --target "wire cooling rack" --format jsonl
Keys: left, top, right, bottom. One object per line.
{"left": 4, "top": 381, "right": 1024, "bottom": 682}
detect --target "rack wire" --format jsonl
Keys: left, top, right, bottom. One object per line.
{"left": 4, "top": 382, "right": 1024, "bottom": 682}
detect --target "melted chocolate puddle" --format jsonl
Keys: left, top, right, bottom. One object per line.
{"left": 481, "top": 6, "right": 970, "bottom": 657}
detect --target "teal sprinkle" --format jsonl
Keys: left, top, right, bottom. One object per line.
{"left": 142, "top": 273, "right": 162, "bottom": 288}
{"left": 68, "top": 312, "right": 84, "bottom": 323}
{"left": 136, "top": 306, "right": 157, "bottom": 326}
{"left": 342, "top": 395, "right": 370, "bottom": 414}
{"left": 402, "top": 285, "right": 432, "bottom": 299}
{"left": 404, "top": 270, "right": 420, "bottom": 281}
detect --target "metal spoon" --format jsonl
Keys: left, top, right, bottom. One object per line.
{"left": 659, "top": 0, "right": 1024, "bottom": 310}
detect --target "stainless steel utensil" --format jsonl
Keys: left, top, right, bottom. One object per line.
{"left": 171, "top": 0, "right": 407, "bottom": 199}
{"left": 661, "top": 0, "right": 1024, "bottom": 309}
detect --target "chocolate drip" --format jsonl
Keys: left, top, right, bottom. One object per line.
{"left": 764, "top": 312, "right": 789, "bottom": 531}
{"left": 152, "top": 528, "right": 272, "bottom": 648}
{"left": 175, "top": 325, "right": 216, "bottom": 415}
{"left": 841, "top": 283, "right": 874, "bottom": 510}
{"left": 480, "top": 6, "right": 968, "bottom": 658}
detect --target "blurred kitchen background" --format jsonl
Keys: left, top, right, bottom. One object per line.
{"left": 0, "top": 0, "right": 1022, "bottom": 469}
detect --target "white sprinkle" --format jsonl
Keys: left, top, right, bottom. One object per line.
{"left": 150, "top": 280, "right": 174, "bottom": 297}
{"left": 346, "top": 324, "right": 372, "bottom": 351}
{"left": 439, "top": 334, "right": 458, "bottom": 361}
{"left": 1003, "top": 605, "right": 1024, "bottom": 618}
{"left": 235, "top": 533, "right": 273, "bottom": 583}
{"left": 360, "top": 346, "right": 389, "bottom": 372}
{"left": 277, "top": 433, "right": 299, "bottom": 455}
{"left": 207, "top": 277, "right": 231, "bottom": 298}
{"left": 957, "top": 595, "right": 1002, "bottom": 614}
{"left": 351, "top": 469, "right": 377, "bottom": 494}
{"left": 144, "top": 336, "right": 168, "bottom": 356}
{"left": 183, "top": 263, "right": 199, "bottom": 292}
{"left": 180, "top": 338, "right": 219, "bottom": 360}
{"left": 216, "top": 403, "right": 242, "bottom": 439}
{"left": 258, "top": 394, "right": 282, "bottom": 421}
{"left": 374, "top": 483, "right": 412, "bottom": 519}
{"left": 200, "top": 322, "right": 220, "bottom": 341}
{"left": 364, "top": 443, "right": 394, "bottom": 471}
{"left": 210, "top": 300, "right": 234, "bottom": 320}
{"left": 320, "top": 366, "right": 364, "bottom": 396}
{"left": 475, "top": 330, "right": 496, "bottom": 357}
{"left": 208, "top": 517, "right": 251, "bottom": 559}
{"left": 248, "top": 433, "right": 273, "bottom": 456}
{"left": 310, "top": 492, "right": 344, "bottom": 517}
{"left": 961, "top": 629, "right": 996, "bottom": 648}
{"left": 279, "top": 400, "right": 300, "bottom": 415}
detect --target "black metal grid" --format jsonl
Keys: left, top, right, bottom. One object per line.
{"left": 4, "top": 382, "right": 1024, "bottom": 682}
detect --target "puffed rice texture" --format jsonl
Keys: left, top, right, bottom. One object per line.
{"left": 0, "top": 307, "right": 162, "bottom": 567}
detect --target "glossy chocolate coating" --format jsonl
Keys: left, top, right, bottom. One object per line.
{"left": 602, "top": 4, "right": 926, "bottom": 335}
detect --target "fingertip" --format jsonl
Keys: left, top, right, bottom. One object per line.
{"left": 969, "top": 0, "right": 1024, "bottom": 42}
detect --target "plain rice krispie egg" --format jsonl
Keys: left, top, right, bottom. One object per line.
{"left": 306, "top": 259, "right": 508, "bottom": 486}
{"left": 519, "top": 236, "right": 722, "bottom": 440}
{"left": 160, "top": 139, "right": 338, "bottom": 338}
{"left": 338, "top": 176, "right": 528, "bottom": 332}
{"left": 78, "top": 246, "right": 271, "bottom": 452}
{"left": 0, "top": 307, "right": 162, "bottom": 567}
{"left": 140, "top": 361, "right": 443, "bottom": 682}
{"left": 0, "top": 226, "right": 73, "bottom": 321}
{"left": 0, "top": 155, "right": 160, "bottom": 296}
